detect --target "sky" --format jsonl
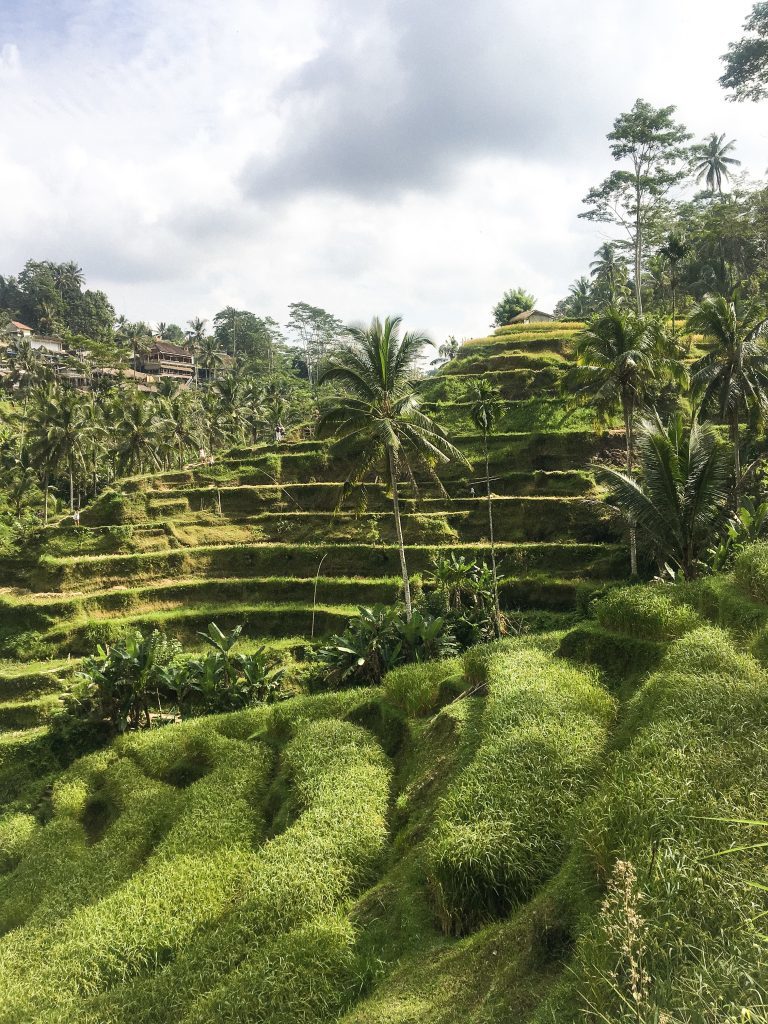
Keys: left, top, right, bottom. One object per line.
{"left": 0, "top": 0, "right": 765, "bottom": 344}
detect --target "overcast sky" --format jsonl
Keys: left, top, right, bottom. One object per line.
{"left": 0, "top": 0, "right": 765, "bottom": 343}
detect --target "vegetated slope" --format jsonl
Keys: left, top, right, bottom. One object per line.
{"left": 0, "top": 578, "right": 766, "bottom": 1022}
{"left": 0, "top": 321, "right": 627, "bottom": 753}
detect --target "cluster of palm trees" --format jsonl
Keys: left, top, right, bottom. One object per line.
{"left": 3, "top": 369, "right": 302, "bottom": 522}
{"left": 573, "top": 294, "right": 768, "bottom": 579}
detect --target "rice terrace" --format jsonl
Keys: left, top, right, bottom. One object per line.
{"left": 0, "top": 2, "right": 767, "bottom": 1022}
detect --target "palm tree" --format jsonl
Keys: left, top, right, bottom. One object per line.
{"left": 197, "top": 336, "right": 223, "bottom": 382}
{"left": 113, "top": 397, "right": 170, "bottom": 476}
{"left": 572, "top": 307, "right": 681, "bottom": 574}
{"left": 568, "top": 277, "right": 595, "bottom": 319}
{"left": 27, "top": 387, "right": 91, "bottom": 512}
{"left": 589, "top": 243, "right": 627, "bottom": 305}
{"left": 599, "top": 415, "right": 731, "bottom": 580}
{"left": 317, "top": 316, "right": 465, "bottom": 620}
{"left": 162, "top": 394, "right": 200, "bottom": 468}
{"left": 693, "top": 134, "right": 741, "bottom": 195}
{"left": 186, "top": 317, "right": 208, "bottom": 386}
{"left": 658, "top": 232, "right": 691, "bottom": 334}
{"left": 469, "top": 380, "right": 502, "bottom": 636}
{"left": 687, "top": 295, "right": 768, "bottom": 503}
{"left": 7, "top": 339, "right": 44, "bottom": 460}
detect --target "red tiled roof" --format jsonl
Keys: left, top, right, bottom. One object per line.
{"left": 10, "top": 320, "right": 33, "bottom": 331}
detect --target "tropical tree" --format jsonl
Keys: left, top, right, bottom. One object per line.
{"left": 687, "top": 294, "right": 768, "bottom": 501}
{"left": 197, "top": 336, "right": 224, "bottom": 381}
{"left": 572, "top": 307, "right": 681, "bottom": 574}
{"left": 186, "top": 317, "right": 208, "bottom": 385}
{"left": 469, "top": 380, "right": 502, "bottom": 636}
{"left": 599, "top": 415, "right": 732, "bottom": 580}
{"left": 692, "top": 134, "right": 741, "bottom": 194}
{"left": 590, "top": 243, "right": 629, "bottom": 305}
{"left": 27, "top": 387, "right": 91, "bottom": 511}
{"left": 113, "top": 396, "right": 169, "bottom": 476}
{"left": 720, "top": 3, "right": 768, "bottom": 102}
{"left": 491, "top": 288, "right": 536, "bottom": 327}
{"left": 581, "top": 100, "right": 692, "bottom": 313}
{"left": 317, "top": 316, "right": 465, "bottom": 619}
{"left": 658, "top": 232, "right": 691, "bottom": 331}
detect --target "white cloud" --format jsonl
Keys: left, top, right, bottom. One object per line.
{"left": 0, "top": 0, "right": 764, "bottom": 343}
{"left": 0, "top": 42, "right": 21, "bottom": 79}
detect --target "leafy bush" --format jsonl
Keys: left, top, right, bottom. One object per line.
{"left": 491, "top": 287, "right": 536, "bottom": 327}
{"left": 72, "top": 623, "right": 286, "bottom": 732}
{"left": 316, "top": 605, "right": 457, "bottom": 688}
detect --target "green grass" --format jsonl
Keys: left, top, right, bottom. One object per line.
{"left": 426, "top": 640, "right": 614, "bottom": 936}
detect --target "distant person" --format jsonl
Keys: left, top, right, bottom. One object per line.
{"left": 72, "top": 509, "right": 80, "bottom": 527}
{"left": 199, "top": 447, "right": 206, "bottom": 463}
{"left": 275, "top": 423, "right": 285, "bottom": 443}
{"left": 469, "top": 485, "right": 476, "bottom": 498}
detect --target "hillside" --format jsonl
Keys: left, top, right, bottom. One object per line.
{"left": 0, "top": 321, "right": 625, "bottom": 756}
{"left": 2, "top": 321, "right": 764, "bottom": 1021}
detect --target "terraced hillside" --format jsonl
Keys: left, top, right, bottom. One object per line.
{"left": 0, "top": 578, "right": 765, "bottom": 1022}
{"left": 0, "top": 321, "right": 628, "bottom": 765}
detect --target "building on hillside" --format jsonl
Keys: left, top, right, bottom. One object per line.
{"left": 506, "top": 309, "right": 556, "bottom": 324}
{"left": 4, "top": 320, "right": 34, "bottom": 339}
{"left": 30, "top": 335, "right": 65, "bottom": 355}
{"left": 139, "top": 341, "right": 195, "bottom": 381}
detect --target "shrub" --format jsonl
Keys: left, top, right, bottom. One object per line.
{"left": 594, "top": 585, "right": 701, "bottom": 641}
{"left": 426, "top": 643, "right": 614, "bottom": 935}
{"left": 316, "top": 605, "right": 457, "bottom": 689}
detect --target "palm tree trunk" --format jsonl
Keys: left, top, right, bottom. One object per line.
{"left": 44, "top": 471, "right": 49, "bottom": 526}
{"left": 69, "top": 467, "right": 74, "bottom": 513}
{"left": 388, "top": 446, "right": 412, "bottom": 621}
{"left": 624, "top": 406, "right": 638, "bottom": 576}
{"left": 634, "top": 183, "right": 643, "bottom": 315}
{"left": 731, "top": 409, "right": 741, "bottom": 506}
{"left": 484, "top": 430, "right": 501, "bottom": 637}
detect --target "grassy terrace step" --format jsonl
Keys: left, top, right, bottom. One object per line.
{"left": 0, "top": 575, "right": 402, "bottom": 624}
{"left": 37, "top": 601, "right": 357, "bottom": 655}
{"left": 0, "top": 693, "right": 63, "bottom": 730}
{"left": 440, "top": 351, "right": 567, "bottom": 374}
{"left": 421, "top": 368, "right": 562, "bottom": 402}
{"left": 37, "top": 499, "right": 615, "bottom": 555}
{"left": 457, "top": 334, "right": 575, "bottom": 355}
{"left": 425, "top": 398, "right": 597, "bottom": 432}
{"left": 32, "top": 541, "right": 627, "bottom": 593}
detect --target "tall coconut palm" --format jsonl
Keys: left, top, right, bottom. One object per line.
{"left": 7, "top": 339, "right": 44, "bottom": 460}
{"left": 687, "top": 294, "right": 768, "bottom": 503}
{"left": 186, "top": 317, "right": 208, "bottom": 386}
{"left": 317, "top": 316, "right": 465, "bottom": 620}
{"left": 693, "top": 134, "right": 741, "bottom": 195}
{"left": 197, "top": 336, "right": 224, "bottom": 382}
{"left": 572, "top": 307, "right": 681, "bottom": 574}
{"left": 469, "top": 380, "right": 502, "bottom": 636}
{"left": 589, "top": 243, "right": 628, "bottom": 305}
{"left": 162, "top": 394, "right": 200, "bottom": 468}
{"left": 113, "top": 396, "right": 170, "bottom": 476}
{"left": 658, "top": 232, "right": 691, "bottom": 334}
{"left": 566, "top": 276, "right": 595, "bottom": 319}
{"left": 27, "top": 387, "right": 91, "bottom": 512}
{"left": 599, "top": 414, "right": 731, "bottom": 580}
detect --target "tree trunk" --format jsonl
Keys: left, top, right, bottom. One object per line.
{"left": 484, "top": 431, "right": 501, "bottom": 637}
{"left": 633, "top": 181, "right": 643, "bottom": 314}
{"left": 43, "top": 471, "right": 49, "bottom": 526}
{"left": 731, "top": 409, "right": 741, "bottom": 507}
{"left": 624, "top": 405, "right": 638, "bottom": 576}
{"left": 388, "top": 446, "right": 412, "bottom": 621}
{"left": 69, "top": 467, "right": 74, "bottom": 514}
